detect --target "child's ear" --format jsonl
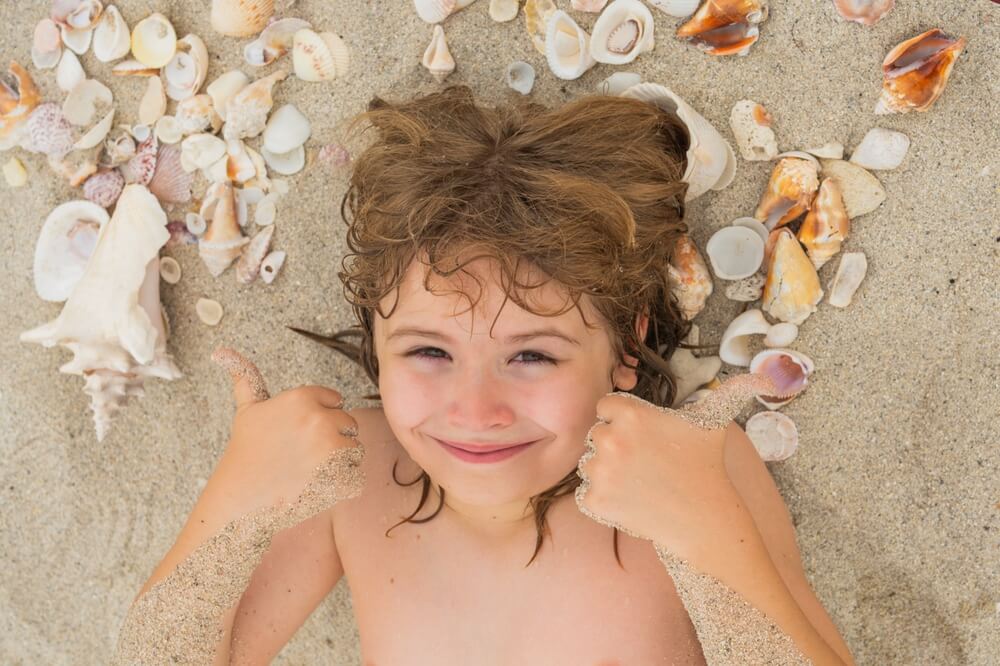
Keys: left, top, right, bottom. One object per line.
{"left": 611, "top": 309, "right": 650, "bottom": 392}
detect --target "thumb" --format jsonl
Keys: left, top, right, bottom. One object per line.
{"left": 211, "top": 346, "right": 271, "bottom": 408}
{"left": 676, "top": 372, "right": 777, "bottom": 430}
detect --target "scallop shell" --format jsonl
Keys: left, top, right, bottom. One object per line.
{"left": 572, "top": 0, "right": 610, "bottom": 11}
{"left": 744, "top": 411, "right": 798, "bottom": 461}
{"left": 729, "top": 99, "right": 777, "bottom": 161}
{"left": 262, "top": 103, "right": 311, "bottom": 154}
{"left": 245, "top": 18, "right": 311, "bottom": 66}
{"left": 235, "top": 224, "right": 275, "bottom": 284}
{"left": 82, "top": 168, "right": 124, "bottom": 208}
{"left": 414, "top": 0, "right": 456, "bottom": 23}
{"left": 0, "top": 62, "right": 42, "bottom": 151}
{"left": 292, "top": 29, "right": 350, "bottom": 82}
{"left": 827, "top": 251, "right": 867, "bottom": 308}
{"left": 490, "top": 0, "right": 520, "bottom": 21}
{"left": 648, "top": 0, "right": 700, "bottom": 17}
{"left": 196, "top": 297, "right": 224, "bottom": 325}
{"left": 797, "top": 177, "right": 850, "bottom": 270}
{"left": 51, "top": 0, "right": 104, "bottom": 30}
{"left": 199, "top": 182, "right": 249, "bottom": 276}
{"left": 667, "top": 233, "right": 713, "bottom": 320}
{"left": 121, "top": 134, "right": 158, "bottom": 185}
{"left": 93, "top": 4, "right": 131, "bottom": 62}
{"left": 524, "top": 0, "right": 557, "bottom": 54}
{"left": 832, "top": 0, "right": 894, "bottom": 26}
{"left": 131, "top": 12, "right": 177, "bottom": 69}
{"left": 211, "top": 0, "right": 274, "bottom": 37}
{"left": 753, "top": 156, "right": 819, "bottom": 231}
{"left": 148, "top": 143, "right": 193, "bottom": 205}
{"left": 60, "top": 24, "right": 93, "bottom": 55}
{"left": 848, "top": 127, "right": 910, "bottom": 171}
{"left": 138, "top": 75, "right": 167, "bottom": 126}
{"left": 590, "top": 0, "right": 655, "bottom": 65}
{"left": 33, "top": 19, "right": 63, "bottom": 69}
{"left": 620, "top": 82, "right": 737, "bottom": 201}
{"left": 222, "top": 69, "right": 287, "bottom": 141}
{"left": 31, "top": 200, "right": 109, "bottom": 301}
{"left": 748, "top": 348, "right": 814, "bottom": 409}
{"left": 261, "top": 144, "right": 305, "bottom": 175}
{"left": 545, "top": 11, "right": 596, "bottom": 81}
{"left": 259, "top": 249, "right": 286, "bottom": 284}
{"left": 676, "top": 0, "right": 769, "bottom": 56}
{"left": 719, "top": 308, "right": 770, "bottom": 367}
{"left": 175, "top": 94, "right": 223, "bottom": 135}
{"left": 506, "top": 61, "right": 536, "bottom": 95}
{"left": 422, "top": 25, "right": 456, "bottom": 82}
{"left": 817, "top": 158, "right": 885, "bottom": 219}
{"left": 206, "top": 70, "right": 249, "bottom": 121}
{"left": 165, "top": 34, "right": 209, "bottom": 102}
{"left": 23, "top": 103, "right": 75, "bottom": 158}
{"left": 876, "top": 29, "right": 966, "bottom": 115}
{"left": 761, "top": 227, "right": 823, "bottom": 325}
{"left": 63, "top": 78, "right": 113, "bottom": 127}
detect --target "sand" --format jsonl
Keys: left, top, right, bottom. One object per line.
{"left": 1, "top": 1, "right": 998, "bottom": 664}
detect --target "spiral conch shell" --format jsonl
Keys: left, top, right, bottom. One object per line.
{"left": 222, "top": 69, "right": 287, "bottom": 141}
{"left": 20, "top": 185, "right": 182, "bottom": 441}
{"left": 796, "top": 177, "right": 850, "bottom": 270}
{"left": 761, "top": 227, "right": 823, "bottom": 325}
{"left": 676, "top": 0, "right": 769, "bottom": 56}
{"left": 754, "top": 156, "right": 819, "bottom": 231}
{"left": 422, "top": 25, "right": 456, "bottom": 82}
{"left": 875, "top": 28, "right": 967, "bottom": 115}
{"left": 667, "top": 233, "right": 713, "bottom": 321}
{"left": 199, "top": 182, "right": 249, "bottom": 276}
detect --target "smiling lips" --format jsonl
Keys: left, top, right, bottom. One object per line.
{"left": 437, "top": 438, "right": 536, "bottom": 453}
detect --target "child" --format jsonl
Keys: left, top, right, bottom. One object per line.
{"left": 116, "top": 86, "right": 855, "bottom": 665}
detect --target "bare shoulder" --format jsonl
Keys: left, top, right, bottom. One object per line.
{"left": 327, "top": 406, "right": 401, "bottom": 527}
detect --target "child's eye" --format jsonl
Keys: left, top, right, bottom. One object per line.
{"left": 406, "top": 347, "right": 556, "bottom": 365}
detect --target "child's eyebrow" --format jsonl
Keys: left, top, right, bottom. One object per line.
{"left": 387, "top": 326, "right": 581, "bottom": 347}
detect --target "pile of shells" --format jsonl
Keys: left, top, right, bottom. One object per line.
{"left": 11, "top": 0, "right": 352, "bottom": 442}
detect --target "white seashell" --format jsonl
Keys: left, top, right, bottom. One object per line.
{"left": 225, "top": 139, "right": 257, "bottom": 183}
{"left": 130, "top": 13, "right": 177, "bottom": 69}
{"left": 293, "top": 29, "right": 350, "bottom": 82}
{"left": 60, "top": 25, "right": 93, "bottom": 55}
{"left": 254, "top": 193, "right": 278, "bottom": 225}
{"left": 206, "top": 70, "right": 249, "bottom": 122}
{"left": 744, "top": 411, "right": 798, "bottom": 461}
{"left": 763, "top": 322, "right": 798, "bottom": 347}
{"left": 719, "top": 308, "right": 771, "bottom": 367}
{"left": 243, "top": 144, "right": 272, "bottom": 192}
{"left": 31, "top": 200, "right": 110, "bottom": 301}
{"left": 262, "top": 104, "right": 311, "bottom": 154}
{"left": 93, "top": 5, "right": 131, "bottom": 63}
{"left": 211, "top": 0, "right": 274, "bottom": 37}
{"left": 239, "top": 186, "right": 265, "bottom": 206}
{"left": 245, "top": 18, "right": 311, "bottom": 66}
{"left": 705, "top": 226, "right": 765, "bottom": 280}
{"left": 259, "top": 249, "right": 286, "bottom": 283}
{"left": 804, "top": 142, "right": 844, "bottom": 160}
{"left": 731, "top": 216, "right": 768, "bottom": 245}
{"left": 199, "top": 182, "right": 249, "bottom": 276}
{"left": 196, "top": 297, "right": 224, "bottom": 325}
{"left": 596, "top": 71, "right": 642, "bottom": 96}
{"left": 724, "top": 272, "right": 766, "bottom": 302}
{"left": 154, "top": 115, "right": 182, "bottom": 144}
{"left": 271, "top": 177, "right": 289, "bottom": 195}
{"left": 159, "top": 256, "right": 181, "bottom": 284}
{"left": 414, "top": 0, "right": 456, "bottom": 24}
{"left": 32, "top": 19, "right": 63, "bottom": 69}
{"left": 667, "top": 347, "right": 722, "bottom": 408}
{"left": 110, "top": 59, "right": 159, "bottom": 76}
{"left": 729, "top": 99, "right": 778, "bottom": 161}
{"left": 647, "top": 0, "right": 699, "bottom": 17}
{"left": 775, "top": 150, "right": 820, "bottom": 170}
{"left": 3, "top": 157, "right": 28, "bottom": 187}
{"left": 73, "top": 108, "right": 114, "bottom": 151}
{"left": 261, "top": 144, "right": 306, "bottom": 175}
{"left": 667, "top": 234, "right": 713, "bottom": 321}
{"left": 422, "top": 25, "right": 456, "bottom": 83}
{"left": 545, "top": 11, "right": 597, "bottom": 80}
{"left": 52, "top": 0, "right": 104, "bottom": 30}
{"left": 748, "top": 348, "right": 814, "bottom": 410}
{"left": 489, "top": 0, "right": 519, "bottom": 22}
{"left": 848, "top": 127, "right": 909, "bottom": 171}
{"left": 57, "top": 50, "right": 87, "bottom": 93}
{"left": 185, "top": 212, "right": 207, "bottom": 236}
{"left": 223, "top": 69, "right": 287, "bottom": 141}
{"left": 506, "top": 61, "right": 536, "bottom": 95}
{"left": 827, "top": 251, "right": 867, "bottom": 308}
{"left": 235, "top": 224, "right": 275, "bottom": 284}
{"left": 181, "top": 133, "right": 227, "bottom": 172}
{"left": 165, "top": 34, "right": 209, "bottom": 102}
{"left": 63, "top": 78, "right": 113, "bottom": 127}
{"left": 589, "top": 0, "right": 655, "bottom": 65}
{"left": 620, "top": 82, "right": 737, "bottom": 201}
{"left": 138, "top": 75, "right": 167, "bottom": 126}
{"left": 818, "top": 159, "right": 886, "bottom": 219}
{"left": 175, "top": 94, "right": 222, "bottom": 135}
{"left": 524, "top": 0, "right": 557, "bottom": 54}
{"left": 129, "top": 123, "right": 151, "bottom": 142}
{"left": 102, "top": 127, "right": 135, "bottom": 165}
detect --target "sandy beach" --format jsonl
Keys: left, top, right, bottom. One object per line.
{"left": 1, "top": 0, "right": 998, "bottom": 663}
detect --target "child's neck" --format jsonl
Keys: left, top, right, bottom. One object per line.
{"left": 431, "top": 483, "right": 537, "bottom": 541}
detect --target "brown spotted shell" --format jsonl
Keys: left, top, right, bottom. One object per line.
{"left": 82, "top": 168, "right": 125, "bottom": 208}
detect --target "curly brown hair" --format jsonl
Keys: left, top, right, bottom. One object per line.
{"left": 290, "top": 85, "right": 704, "bottom": 569}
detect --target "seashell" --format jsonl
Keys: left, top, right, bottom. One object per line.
{"left": 524, "top": 0, "right": 558, "bottom": 54}
{"left": 93, "top": 4, "right": 131, "bottom": 62}
{"left": 848, "top": 127, "right": 909, "bottom": 171}
{"left": 292, "top": 29, "right": 350, "bottom": 82}
{"left": 705, "top": 225, "right": 765, "bottom": 280}
{"left": 490, "top": 0, "right": 520, "bottom": 21}
{"left": 175, "top": 94, "right": 222, "bottom": 135}
{"left": 748, "top": 348, "right": 814, "bottom": 409}
{"left": 207, "top": 70, "right": 249, "bottom": 122}
{"left": 832, "top": 0, "right": 894, "bottom": 26}
{"left": 761, "top": 227, "right": 823, "bottom": 325}
{"left": 620, "top": 82, "right": 737, "bottom": 201}
{"left": 31, "top": 200, "right": 109, "bottom": 301}
{"left": 753, "top": 156, "right": 819, "bottom": 231}
{"left": 33, "top": 19, "right": 64, "bottom": 70}
{"left": 48, "top": 145, "right": 101, "bottom": 186}
{"left": 572, "top": 0, "right": 610, "bottom": 11}
{"left": 20, "top": 185, "right": 182, "bottom": 441}
{"left": 763, "top": 322, "right": 797, "bottom": 347}
{"left": 797, "top": 177, "right": 850, "bottom": 270}
{"left": 199, "top": 182, "right": 249, "bottom": 276}
{"left": 648, "top": 0, "right": 700, "bottom": 17}
{"left": 259, "top": 249, "right": 286, "bottom": 284}
{"left": 181, "top": 132, "right": 227, "bottom": 172}
{"left": 120, "top": 134, "right": 158, "bottom": 185}
{"left": 422, "top": 25, "right": 457, "bottom": 82}
{"left": 544, "top": 11, "right": 596, "bottom": 80}
{"left": 211, "top": 0, "right": 274, "bottom": 37}
{"left": 817, "top": 158, "right": 885, "bottom": 219}
{"left": 719, "top": 308, "right": 771, "bottom": 367}
{"left": 254, "top": 193, "right": 278, "bottom": 225}
{"left": 60, "top": 25, "right": 94, "bottom": 55}
{"left": 185, "top": 212, "right": 207, "bottom": 236}
{"left": 166, "top": 220, "right": 197, "bottom": 248}
{"left": 243, "top": 144, "right": 271, "bottom": 191}
{"left": 63, "top": 78, "right": 113, "bottom": 127}
{"left": 165, "top": 34, "right": 209, "bottom": 102}
{"left": 803, "top": 142, "right": 843, "bottom": 160}
{"left": 235, "top": 224, "right": 275, "bottom": 284}
{"left": 413, "top": 0, "right": 457, "bottom": 24}
{"left": 667, "top": 234, "right": 713, "bottom": 320}
{"left": 262, "top": 103, "right": 311, "bottom": 154}
{"left": 724, "top": 272, "right": 765, "bottom": 302}
{"left": 138, "top": 75, "right": 167, "bottom": 126}
{"left": 196, "top": 297, "right": 224, "bottom": 325}
{"left": 74, "top": 108, "right": 115, "bottom": 150}
{"left": 148, "top": 144, "right": 193, "bottom": 205}
{"left": 222, "top": 69, "right": 287, "bottom": 141}
{"left": 131, "top": 12, "right": 177, "bottom": 68}
{"left": 261, "top": 144, "right": 305, "bottom": 175}
{"left": 223, "top": 139, "right": 257, "bottom": 183}
{"left": 245, "top": 18, "right": 311, "bottom": 66}
{"left": 506, "top": 61, "right": 536, "bottom": 95}
{"left": 51, "top": 0, "right": 104, "bottom": 30}
{"left": 596, "top": 71, "right": 642, "bottom": 96}
{"left": 23, "top": 103, "right": 75, "bottom": 158}
{"left": 57, "top": 51, "right": 87, "bottom": 93}
{"left": 875, "top": 29, "right": 966, "bottom": 115}
{"left": 3, "top": 156, "right": 28, "bottom": 187}
{"left": 827, "top": 251, "right": 867, "bottom": 308}
{"left": 159, "top": 256, "right": 181, "bottom": 284}
{"left": 730, "top": 216, "right": 768, "bottom": 245}
{"left": 667, "top": 346, "right": 722, "bottom": 408}
{"left": 239, "top": 186, "right": 265, "bottom": 206}
{"left": 729, "top": 99, "right": 777, "bottom": 161}
{"left": 110, "top": 59, "right": 159, "bottom": 76}
{"left": 130, "top": 123, "right": 151, "bottom": 142}
{"left": 590, "top": 0, "right": 655, "bottom": 65}
{"left": 82, "top": 168, "right": 124, "bottom": 208}
{"left": 0, "top": 62, "right": 42, "bottom": 151}
{"left": 154, "top": 115, "right": 182, "bottom": 144}
{"left": 744, "top": 410, "right": 798, "bottom": 461}
{"left": 676, "top": 0, "right": 769, "bottom": 56}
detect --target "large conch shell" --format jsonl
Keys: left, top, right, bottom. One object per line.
{"left": 20, "top": 184, "right": 182, "bottom": 441}
{"left": 199, "top": 181, "right": 249, "bottom": 276}
{"left": 875, "top": 28, "right": 966, "bottom": 115}
{"left": 676, "top": 0, "right": 769, "bottom": 56}
{"left": 832, "top": 0, "right": 894, "bottom": 25}
{"left": 797, "top": 177, "right": 850, "bottom": 270}
{"left": 620, "top": 81, "right": 737, "bottom": 201}
{"left": 0, "top": 61, "right": 42, "bottom": 151}
{"left": 32, "top": 200, "right": 109, "bottom": 302}
{"left": 761, "top": 227, "right": 823, "bottom": 325}
{"left": 211, "top": 0, "right": 274, "bottom": 37}
{"left": 544, "top": 11, "right": 597, "bottom": 81}
{"left": 589, "top": 0, "right": 656, "bottom": 65}
{"left": 666, "top": 233, "right": 713, "bottom": 321}
{"left": 753, "top": 156, "right": 819, "bottom": 230}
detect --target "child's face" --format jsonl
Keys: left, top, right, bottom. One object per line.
{"left": 372, "top": 251, "right": 646, "bottom": 533}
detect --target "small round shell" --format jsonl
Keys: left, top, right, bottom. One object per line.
{"left": 848, "top": 127, "right": 910, "bottom": 171}
{"left": 744, "top": 411, "right": 799, "bottom": 461}
{"left": 159, "top": 256, "right": 182, "bottom": 284}
{"left": 705, "top": 226, "right": 765, "bottom": 280}
{"left": 260, "top": 145, "right": 305, "bottom": 175}
{"left": 185, "top": 212, "right": 207, "bottom": 236}
{"left": 154, "top": 115, "right": 183, "bottom": 144}
{"left": 748, "top": 348, "right": 815, "bottom": 409}
{"left": 490, "top": 0, "right": 520, "bottom": 22}
{"left": 131, "top": 12, "right": 177, "bottom": 69}
{"left": 196, "top": 297, "right": 224, "bottom": 325}
{"left": 293, "top": 29, "right": 350, "bottom": 82}
{"left": 262, "top": 103, "right": 311, "bottom": 154}
{"left": 506, "top": 61, "right": 535, "bottom": 95}
{"left": 32, "top": 19, "right": 63, "bottom": 69}
{"left": 763, "top": 322, "right": 798, "bottom": 348}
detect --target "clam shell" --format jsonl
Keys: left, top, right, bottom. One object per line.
{"left": 797, "top": 177, "right": 850, "bottom": 270}
{"left": 244, "top": 18, "right": 311, "bottom": 66}
{"left": 729, "top": 99, "right": 778, "bottom": 161}
{"left": 753, "top": 156, "right": 819, "bottom": 231}
{"left": 524, "top": 0, "right": 557, "bottom": 55}
{"left": 211, "top": 0, "right": 274, "bottom": 37}
{"left": 545, "top": 11, "right": 596, "bottom": 81}
{"left": 206, "top": 70, "right": 249, "bottom": 121}
{"left": 159, "top": 256, "right": 181, "bottom": 284}
{"left": 744, "top": 411, "right": 798, "bottom": 461}
{"left": 761, "top": 227, "right": 823, "bottom": 325}
{"left": 706, "top": 225, "right": 765, "bottom": 280}
{"left": 875, "top": 29, "right": 966, "bottom": 115}
{"left": 253, "top": 193, "right": 277, "bottom": 226}
{"left": 414, "top": 0, "right": 456, "bottom": 23}
{"left": 262, "top": 103, "right": 311, "bottom": 154}
{"left": 848, "top": 127, "right": 910, "bottom": 171}
{"left": 74, "top": 108, "right": 115, "bottom": 151}
{"left": 63, "top": 78, "right": 113, "bottom": 127}
{"left": 165, "top": 34, "right": 209, "bottom": 102}
{"left": 222, "top": 69, "right": 287, "bottom": 141}
{"left": 33, "top": 19, "right": 63, "bottom": 69}
{"left": 648, "top": 0, "right": 699, "bottom": 17}
{"left": 719, "top": 308, "right": 771, "bottom": 367}
{"left": 832, "top": 0, "right": 894, "bottom": 26}
{"left": 817, "top": 158, "right": 885, "bottom": 219}
{"left": 57, "top": 50, "right": 86, "bottom": 93}
{"left": 93, "top": 5, "right": 131, "bottom": 62}
{"left": 590, "top": 0, "right": 655, "bottom": 65}
{"left": 293, "top": 29, "right": 350, "bottom": 82}
{"left": 261, "top": 144, "right": 305, "bottom": 175}
{"left": 51, "top": 0, "right": 104, "bottom": 30}
{"left": 259, "top": 250, "right": 286, "bottom": 284}
{"left": 731, "top": 216, "right": 768, "bottom": 245}
{"left": 138, "top": 75, "right": 167, "bottom": 126}
{"left": 60, "top": 24, "right": 93, "bottom": 55}
{"left": 506, "top": 61, "right": 536, "bottom": 95}
{"left": 748, "top": 348, "right": 814, "bottom": 409}
{"left": 131, "top": 12, "right": 177, "bottom": 69}
{"left": 196, "top": 297, "right": 224, "bottom": 325}
{"left": 676, "top": 0, "right": 769, "bottom": 56}
{"left": 421, "top": 25, "right": 456, "bottom": 82}
{"left": 148, "top": 144, "right": 193, "bottom": 205}
{"left": 490, "top": 0, "right": 520, "bottom": 22}
{"left": 32, "top": 200, "right": 109, "bottom": 301}
{"left": 82, "top": 168, "right": 124, "bottom": 208}
{"left": 827, "top": 251, "right": 867, "bottom": 308}
{"left": 666, "top": 234, "right": 713, "bottom": 321}
{"left": 24, "top": 103, "right": 75, "bottom": 157}
{"left": 235, "top": 224, "right": 275, "bottom": 284}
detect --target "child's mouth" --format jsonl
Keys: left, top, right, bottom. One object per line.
{"left": 434, "top": 437, "right": 537, "bottom": 463}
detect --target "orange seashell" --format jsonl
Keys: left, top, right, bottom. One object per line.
{"left": 876, "top": 28, "right": 967, "bottom": 115}
{"left": 675, "top": 0, "right": 768, "bottom": 56}
{"left": 761, "top": 227, "right": 823, "bottom": 325}
{"left": 667, "top": 233, "right": 714, "bottom": 321}
{"left": 797, "top": 178, "right": 850, "bottom": 270}
{"left": 0, "top": 62, "right": 42, "bottom": 148}
{"left": 753, "top": 156, "right": 819, "bottom": 231}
